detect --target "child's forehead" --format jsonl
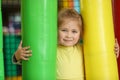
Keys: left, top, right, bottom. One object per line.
{"left": 62, "top": 18, "right": 82, "bottom": 25}
{"left": 60, "top": 20, "right": 81, "bottom": 29}
{"left": 62, "top": 18, "right": 80, "bottom": 22}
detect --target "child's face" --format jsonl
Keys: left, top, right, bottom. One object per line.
{"left": 58, "top": 19, "right": 81, "bottom": 46}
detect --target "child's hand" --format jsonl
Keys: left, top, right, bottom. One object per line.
{"left": 15, "top": 41, "right": 32, "bottom": 61}
{"left": 114, "top": 39, "right": 119, "bottom": 58}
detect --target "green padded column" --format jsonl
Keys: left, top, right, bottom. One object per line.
{"left": 0, "top": 0, "right": 4, "bottom": 79}
{"left": 21, "top": 0, "right": 57, "bottom": 80}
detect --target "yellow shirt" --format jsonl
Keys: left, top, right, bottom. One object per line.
{"left": 57, "top": 44, "right": 84, "bottom": 80}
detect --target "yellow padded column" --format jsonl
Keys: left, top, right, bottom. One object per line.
{"left": 80, "top": 0, "right": 119, "bottom": 80}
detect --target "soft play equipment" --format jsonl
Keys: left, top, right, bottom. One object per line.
{"left": 80, "top": 0, "right": 119, "bottom": 80}
{"left": 6, "top": 76, "right": 22, "bottom": 80}
{"left": 113, "top": 0, "right": 120, "bottom": 78}
{"left": 73, "top": 0, "right": 80, "bottom": 13}
{"left": 21, "top": 0, "right": 57, "bottom": 80}
{"left": 0, "top": 0, "right": 4, "bottom": 79}
{"left": 58, "top": 0, "right": 74, "bottom": 9}
{"left": 58, "top": 0, "right": 80, "bottom": 13}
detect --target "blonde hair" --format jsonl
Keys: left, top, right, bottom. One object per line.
{"left": 58, "top": 8, "right": 83, "bottom": 39}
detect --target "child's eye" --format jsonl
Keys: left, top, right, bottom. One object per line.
{"left": 61, "top": 30, "right": 67, "bottom": 32}
{"left": 72, "top": 31, "right": 77, "bottom": 33}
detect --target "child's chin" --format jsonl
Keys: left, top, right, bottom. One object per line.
{"left": 62, "top": 44, "right": 75, "bottom": 47}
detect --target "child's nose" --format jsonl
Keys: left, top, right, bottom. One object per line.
{"left": 66, "top": 32, "right": 72, "bottom": 38}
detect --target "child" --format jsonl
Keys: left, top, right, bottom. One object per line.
{"left": 57, "top": 8, "right": 84, "bottom": 80}
{"left": 13, "top": 8, "right": 119, "bottom": 80}
{"left": 13, "top": 8, "right": 85, "bottom": 80}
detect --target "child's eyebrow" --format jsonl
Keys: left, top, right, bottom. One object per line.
{"left": 72, "top": 29, "right": 79, "bottom": 31}
{"left": 59, "top": 28, "right": 67, "bottom": 30}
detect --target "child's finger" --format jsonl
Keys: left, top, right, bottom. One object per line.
{"left": 24, "top": 50, "right": 32, "bottom": 54}
{"left": 115, "top": 39, "right": 119, "bottom": 47}
{"left": 21, "top": 56, "right": 29, "bottom": 60}
{"left": 117, "top": 53, "right": 119, "bottom": 58}
{"left": 115, "top": 50, "right": 119, "bottom": 58}
{"left": 18, "top": 41, "right": 22, "bottom": 48}
{"left": 26, "top": 53, "right": 32, "bottom": 57}
{"left": 22, "top": 46, "right": 30, "bottom": 50}
{"left": 115, "top": 38, "right": 118, "bottom": 43}
{"left": 21, "top": 52, "right": 32, "bottom": 58}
